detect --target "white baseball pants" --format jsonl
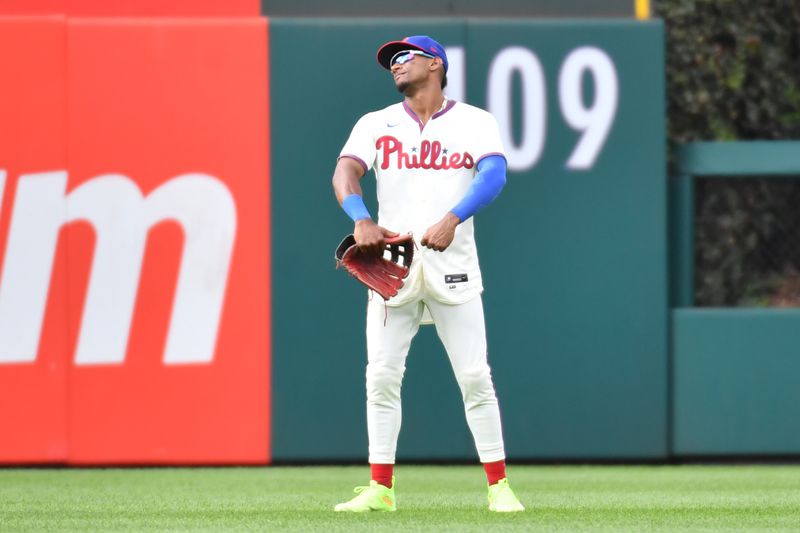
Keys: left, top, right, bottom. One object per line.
{"left": 365, "top": 294, "right": 506, "bottom": 464}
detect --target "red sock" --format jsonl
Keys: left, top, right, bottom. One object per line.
{"left": 370, "top": 463, "right": 394, "bottom": 488}
{"left": 483, "top": 460, "right": 506, "bottom": 485}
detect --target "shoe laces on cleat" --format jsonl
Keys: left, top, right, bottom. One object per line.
{"left": 334, "top": 477, "right": 396, "bottom": 512}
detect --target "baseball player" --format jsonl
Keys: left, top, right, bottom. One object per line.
{"left": 331, "top": 35, "right": 524, "bottom": 513}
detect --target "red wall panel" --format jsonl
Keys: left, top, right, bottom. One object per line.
{"left": 0, "top": 17, "right": 69, "bottom": 462}
{"left": 0, "top": 16, "right": 270, "bottom": 464}
{"left": 66, "top": 18, "right": 270, "bottom": 464}
{"left": 0, "top": 0, "right": 259, "bottom": 16}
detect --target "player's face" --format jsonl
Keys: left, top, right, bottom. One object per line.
{"left": 390, "top": 50, "right": 436, "bottom": 93}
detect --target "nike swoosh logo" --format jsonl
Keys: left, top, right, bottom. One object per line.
{"left": 387, "top": 123, "right": 399, "bottom": 128}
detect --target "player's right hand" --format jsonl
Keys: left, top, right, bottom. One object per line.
{"left": 354, "top": 219, "right": 398, "bottom": 256}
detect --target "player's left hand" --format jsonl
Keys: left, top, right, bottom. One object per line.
{"left": 421, "top": 212, "right": 461, "bottom": 252}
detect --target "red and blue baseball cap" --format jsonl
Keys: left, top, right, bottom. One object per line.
{"left": 377, "top": 35, "right": 449, "bottom": 73}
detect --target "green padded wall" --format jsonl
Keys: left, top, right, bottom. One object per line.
{"left": 270, "top": 19, "right": 667, "bottom": 461}
{"left": 262, "top": 0, "right": 635, "bottom": 17}
{"left": 673, "top": 309, "right": 800, "bottom": 455}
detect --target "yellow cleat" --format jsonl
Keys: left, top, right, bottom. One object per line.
{"left": 488, "top": 478, "right": 525, "bottom": 512}
{"left": 334, "top": 477, "right": 397, "bottom": 512}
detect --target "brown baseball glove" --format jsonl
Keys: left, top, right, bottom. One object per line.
{"left": 335, "top": 233, "right": 414, "bottom": 300}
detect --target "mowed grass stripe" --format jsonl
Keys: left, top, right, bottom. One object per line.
{"left": 1, "top": 465, "right": 799, "bottom": 531}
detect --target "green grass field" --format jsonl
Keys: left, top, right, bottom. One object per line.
{"left": 1, "top": 465, "right": 799, "bottom": 531}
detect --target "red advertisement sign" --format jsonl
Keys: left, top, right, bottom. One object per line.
{"left": 0, "top": 16, "right": 270, "bottom": 464}
{"left": 0, "top": 16, "right": 68, "bottom": 463}
{"left": 0, "top": 0, "right": 259, "bottom": 17}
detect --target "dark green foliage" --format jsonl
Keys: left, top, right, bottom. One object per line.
{"left": 695, "top": 178, "right": 800, "bottom": 306}
{"left": 657, "top": 0, "right": 800, "bottom": 306}
{"left": 656, "top": 0, "right": 800, "bottom": 142}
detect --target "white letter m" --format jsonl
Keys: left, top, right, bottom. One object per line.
{"left": 0, "top": 171, "right": 237, "bottom": 365}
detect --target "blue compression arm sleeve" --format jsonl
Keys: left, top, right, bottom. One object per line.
{"left": 342, "top": 193, "right": 372, "bottom": 222}
{"left": 450, "top": 155, "right": 507, "bottom": 222}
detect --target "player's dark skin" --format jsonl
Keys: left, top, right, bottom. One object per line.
{"left": 332, "top": 52, "right": 461, "bottom": 255}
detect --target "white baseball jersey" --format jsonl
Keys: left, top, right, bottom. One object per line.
{"left": 340, "top": 99, "right": 505, "bottom": 306}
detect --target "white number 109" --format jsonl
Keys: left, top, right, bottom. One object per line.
{"left": 446, "top": 45, "right": 619, "bottom": 172}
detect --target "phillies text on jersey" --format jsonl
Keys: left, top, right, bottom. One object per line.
{"left": 340, "top": 100, "right": 505, "bottom": 306}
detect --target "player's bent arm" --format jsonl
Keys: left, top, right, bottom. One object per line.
{"left": 450, "top": 155, "right": 507, "bottom": 222}
{"left": 422, "top": 155, "right": 506, "bottom": 252}
{"left": 332, "top": 156, "right": 396, "bottom": 254}
{"left": 332, "top": 156, "right": 367, "bottom": 207}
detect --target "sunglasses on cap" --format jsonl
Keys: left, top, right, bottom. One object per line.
{"left": 390, "top": 49, "right": 436, "bottom": 66}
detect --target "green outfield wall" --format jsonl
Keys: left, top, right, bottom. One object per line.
{"left": 270, "top": 19, "right": 667, "bottom": 461}
{"left": 261, "top": 0, "right": 637, "bottom": 17}
{"left": 669, "top": 142, "right": 800, "bottom": 457}
{"left": 672, "top": 309, "right": 800, "bottom": 456}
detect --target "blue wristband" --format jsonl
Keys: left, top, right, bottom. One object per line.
{"left": 342, "top": 194, "right": 372, "bottom": 222}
